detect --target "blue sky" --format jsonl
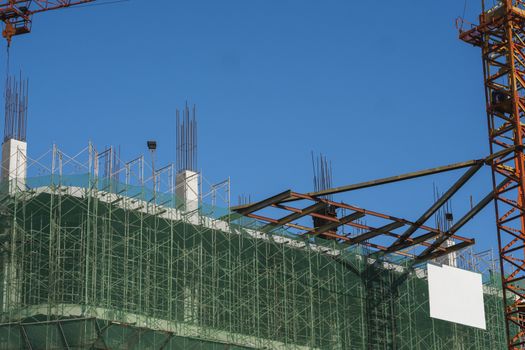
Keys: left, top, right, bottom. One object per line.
{"left": 1, "top": 1, "right": 499, "bottom": 252}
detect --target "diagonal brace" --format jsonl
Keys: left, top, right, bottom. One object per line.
{"left": 417, "top": 178, "right": 510, "bottom": 260}
{"left": 388, "top": 162, "right": 484, "bottom": 251}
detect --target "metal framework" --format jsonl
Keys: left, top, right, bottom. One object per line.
{"left": 460, "top": 1, "right": 525, "bottom": 348}
{"left": 0, "top": 144, "right": 509, "bottom": 349}
{"left": 0, "top": 0, "right": 95, "bottom": 45}
{"left": 232, "top": 155, "right": 502, "bottom": 262}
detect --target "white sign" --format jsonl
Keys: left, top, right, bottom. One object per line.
{"left": 427, "top": 263, "right": 486, "bottom": 330}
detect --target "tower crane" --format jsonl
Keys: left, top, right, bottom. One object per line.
{"left": 0, "top": 1, "right": 95, "bottom": 47}
{"left": 460, "top": 0, "right": 525, "bottom": 348}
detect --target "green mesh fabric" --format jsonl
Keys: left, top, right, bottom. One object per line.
{"left": 0, "top": 317, "right": 254, "bottom": 349}
{"left": 0, "top": 183, "right": 507, "bottom": 349}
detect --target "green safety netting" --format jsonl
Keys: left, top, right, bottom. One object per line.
{"left": 0, "top": 178, "right": 508, "bottom": 349}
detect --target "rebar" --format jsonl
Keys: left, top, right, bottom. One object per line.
{"left": 176, "top": 103, "right": 197, "bottom": 173}
{"left": 311, "top": 152, "right": 333, "bottom": 200}
{"left": 4, "top": 72, "right": 28, "bottom": 142}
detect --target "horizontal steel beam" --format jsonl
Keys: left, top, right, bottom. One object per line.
{"left": 300, "top": 159, "right": 483, "bottom": 199}
{"left": 232, "top": 159, "right": 485, "bottom": 211}
{"left": 234, "top": 190, "right": 292, "bottom": 216}
{"left": 310, "top": 212, "right": 365, "bottom": 236}
{"left": 245, "top": 212, "right": 312, "bottom": 231}
{"left": 416, "top": 241, "right": 474, "bottom": 262}
{"left": 351, "top": 222, "right": 405, "bottom": 244}
{"left": 260, "top": 201, "right": 327, "bottom": 232}
{"left": 388, "top": 231, "right": 443, "bottom": 253}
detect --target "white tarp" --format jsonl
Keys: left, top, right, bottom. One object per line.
{"left": 427, "top": 263, "right": 486, "bottom": 330}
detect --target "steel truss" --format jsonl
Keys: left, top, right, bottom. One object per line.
{"left": 232, "top": 155, "right": 502, "bottom": 261}
{"left": 460, "top": 1, "right": 525, "bottom": 348}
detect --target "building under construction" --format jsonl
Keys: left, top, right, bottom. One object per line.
{"left": 4, "top": 0, "right": 525, "bottom": 349}
{"left": 0, "top": 81, "right": 507, "bottom": 349}
{"left": 0, "top": 158, "right": 509, "bottom": 349}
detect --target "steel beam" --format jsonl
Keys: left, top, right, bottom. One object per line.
{"left": 300, "top": 159, "right": 483, "bottom": 199}
{"left": 416, "top": 241, "right": 474, "bottom": 262}
{"left": 310, "top": 212, "right": 365, "bottom": 236}
{"left": 389, "top": 231, "right": 446, "bottom": 253}
{"left": 232, "top": 159, "right": 484, "bottom": 211}
{"left": 245, "top": 213, "right": 312, "bottom": 231}
{"left": 350, "top": 222, "right": 405, "bottom": 244}
{"left": 388, "top": 161, "right": 484, "bottom": 251}
{"left": 260, "top": 202, "right": 327, "bottom": 232}
{"left": 417, "top": 179, "right": 509, "bottom": 260}
{"left": 234, "top": 190, "right": 292, "bottom": 216}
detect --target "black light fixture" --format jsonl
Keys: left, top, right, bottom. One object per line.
{"left": 147, "top": 140, "right": 157, "bottom": 150}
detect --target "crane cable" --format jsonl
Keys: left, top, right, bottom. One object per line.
{"left": 456, "top": 0, "right": 469, "bottom": 32}
{"left": 5, "top": 35, "right": 9, "bottom": 77}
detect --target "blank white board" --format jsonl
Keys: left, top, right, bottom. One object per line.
{"left": 427, "top": 263, "right": 486, "bottom": 330}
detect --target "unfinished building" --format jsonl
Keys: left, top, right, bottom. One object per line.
{"left": 0, "top": 83, "right": 508, "bottom": 349}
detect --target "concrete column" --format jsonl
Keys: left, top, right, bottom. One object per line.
{"left": 1, "top": 139, "right": 27, "bottom": 194}
{"left": 0, "top": 139, "right": 26, "bottom": 315}
{"left": 176, "top": 170, "right": 199, "bottom": 221}
{"left": 436, "top": 240, "right": 458, "bottom": 267}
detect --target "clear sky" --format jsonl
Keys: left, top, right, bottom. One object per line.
{"left": 0, "top": 0, "right": 499, "bottom": 253}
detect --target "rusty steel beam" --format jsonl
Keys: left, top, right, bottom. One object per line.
{"left": 299, "top": 159, "right": 483, "bottom": 199}
{"left": 279, "top": 193, "right": 474, "bottom": 244}
{"left": 309, "top": 212, "right": 365, "bottom": 236}
{"left": 294, "top": 193, "right": 452, "bottom": 238}
{"left": 245, "top": 210, "right": 416, "bottom": 258}
{"left": 416, "top": 241, "right": 475, "bottom": 263}
{"left": 231, "top": 187, "right": 476, "bottom": 259}
{"left": 310, "top": 229, "right": 415, "bottom": 258}
{"left": 389, "top": 232, "right": 447, "bottom": 253}
{"left": 246, "top": 201, "right": 471, "bottom": 258}
{"left": 235, "top": 190, "right": 292, "bottom": 216}
{"left": 260, "top": 202, "right": 327, "bottom": 232}
{"left": 417, "top": 179, "right": 510, "bottom": 260}
{"left": 350, "top": 222, "right": 405, "bottom": 244}
{"left": 244, "top": 212, "right": 312, "bottom": 232}
{"left": 388, "top": 161, "right": 484, "bottom": 251}
{"left": 231, "top": 159, "right": 484, "bottom": 212}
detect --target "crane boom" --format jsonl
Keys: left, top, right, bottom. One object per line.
{"left": 0, "top": 0, "right": 95, "bottom": 45}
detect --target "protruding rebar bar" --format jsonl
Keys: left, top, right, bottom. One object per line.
{"left": 176, "top": 103, "right": 197, "bottom": 173}
{"left": 4, "top": 72, "right": 29, "bottom": 142}
{"left": 311, "top": 152, "right": 333, "bottom": 200}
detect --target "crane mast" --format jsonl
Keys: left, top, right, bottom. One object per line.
{"left": 460, "top": 0, "right": 525, "bottom": 348}
{"left": 0, "top": 0, "right": 95, "bottom": 46}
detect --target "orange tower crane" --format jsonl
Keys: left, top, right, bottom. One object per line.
{"left": 460, "top": 0, "right": 525, "bottom": 348}
{"left": 0, "top": 0, "right": 95, "bottom": 46}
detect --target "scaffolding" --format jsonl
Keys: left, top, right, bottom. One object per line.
{"left": 0, "top": 145, "right": 509, "bottom": 349}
